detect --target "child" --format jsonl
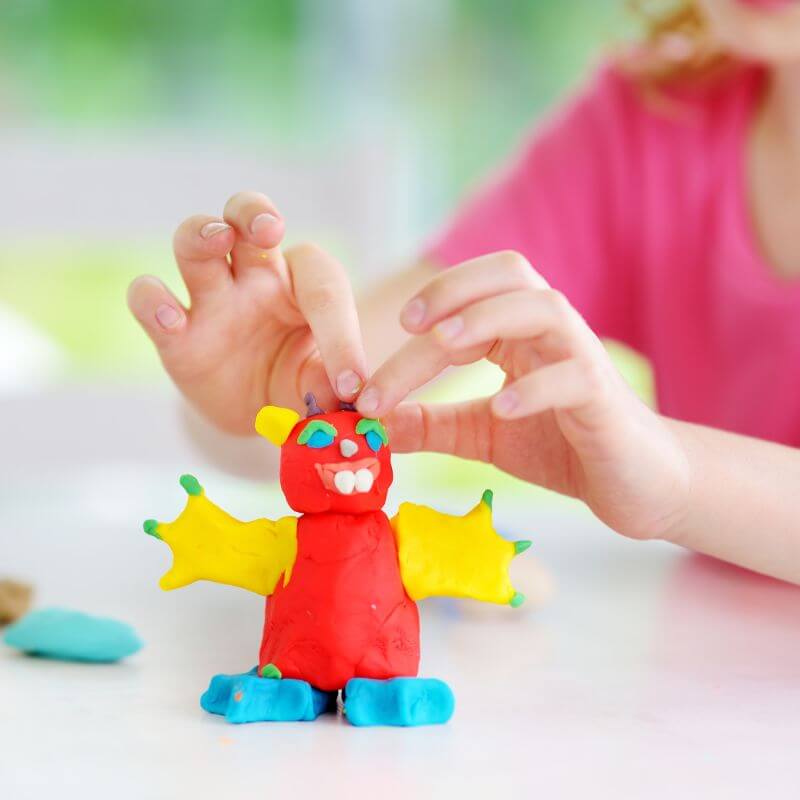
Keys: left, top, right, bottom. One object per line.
{"left": 128, "top": 0, "right": 800, "bottom": 582}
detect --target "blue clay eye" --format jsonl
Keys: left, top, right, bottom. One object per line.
{"left": 307, "top": 429, "right": 335, "bottom": 449}
{"left": 365, "top": 430, "right": 383, "bottom": 452}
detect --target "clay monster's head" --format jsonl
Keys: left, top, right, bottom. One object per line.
{"left": 254, "top": 393, "right": 393, "bottom": 514}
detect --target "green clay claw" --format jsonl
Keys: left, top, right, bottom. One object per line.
{"left": 514, "top": 540, "right": 532, "bottom": 555}
{"left": 143, "top": 519, "right": 161, "bottom": 539}
{"left": 260, "top": 663, "right": 282, "bottom": 680}
{"left": 481, "top": 489, "right": 493, "bottom": 509}
{"left": 509, "top": 592, "right": 526, "bottom": 608}
{"left": 179, "top": 474, "right": 202, "bottom": 496}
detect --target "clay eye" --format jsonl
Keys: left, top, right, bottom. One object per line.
{"left": 355, "top": 418, "right": 388, "bottom": 453}
{"left": 297, "top": 420, "right": 337, "bottom": 449}
{"left": 365, "top": 430, "right": 383, "bottom": 452}
{"left": 306, "top": 429, "right": 335, "bottom": 448}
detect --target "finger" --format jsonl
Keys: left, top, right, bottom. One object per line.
{"left": 385, "top": 399, "right": 492, "bottom": 459}
{"left": 172, "top": 214, "right": 235, "bottom": 302}
{"left": 223, "top": 191, "right": 286, "bottom": 275}
{"left": 359, "top": 288, "right": 597, "bottom": 418}
{"left": 491, "top": 358, "right": 609, "bottom": 421}
{"left": 430, "top": 289, "right": 598, "bottom": 362}
{"left": 285, "top": 242, "right": 368, "bottom": 401}
{"left": 127, "top": 275, "right": 188, "bottom": 350}
{"left": 356, "top": 333, "right": 485, "bottom": 418}
{"left": 289, "top": 352, "right": 342, "bottom": 416}
{"left": 399, "top": 250, "right": 548, "bottom": 333}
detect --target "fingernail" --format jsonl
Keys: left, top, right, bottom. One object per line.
{"left": 401, "top": 297, "right": 426, "bottom": 328}
{"left": 155, "top": 304, "right": 183, "bottom": 330}
{"left": 200, "top": 221, "right": 231, "bottom": 239}
{"left": 357, "top": 387, "right": 380, "bottom": 414}
{"left": 336, "top": 370, "right": 362, "bottom": 397}
{"left": 493, "top": 389, "right": 519, "bottom": 416}
{"left": 432, "top": 315, "right": 464, "bottom": 342}
{"left": 251, "top": 212, "right": 279, "bottom": 235}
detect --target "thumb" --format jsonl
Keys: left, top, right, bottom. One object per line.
{"left": 384, "top": 398, "right": 491, "bottom": 460}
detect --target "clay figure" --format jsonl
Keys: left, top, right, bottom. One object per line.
{"left": 143, "top": 394, "right": 530, "bottom": 726}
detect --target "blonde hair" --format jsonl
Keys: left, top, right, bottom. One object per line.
{"left": 625, "top": 0, "right": 734, "bottom": 85}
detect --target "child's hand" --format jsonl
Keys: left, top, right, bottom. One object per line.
{"left": 128, "top": 192, "right": 366, "bottom": 433}
{"left": 356, "top": 252, "right": 690, "bottom": 541}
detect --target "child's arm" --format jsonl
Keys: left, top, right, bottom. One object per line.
{"left": 355, "top": 251, "right": 800, "bottom": 585}
{"left": 663, "top": 420, "right": 800, "bottom": 583}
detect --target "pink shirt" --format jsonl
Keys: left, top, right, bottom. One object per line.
{"left": 427, "top": 66, "right": 800, "bottom": 446}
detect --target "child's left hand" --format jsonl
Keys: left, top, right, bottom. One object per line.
{"left": 355, "top": 251, "right": 690, "bottom": 541}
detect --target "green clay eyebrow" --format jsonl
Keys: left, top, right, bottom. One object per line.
{"left": 355, "top": 418, "right": 388, "bottom": 445}
{"left": 297, "top": 420, "right": 337, "bottom": 444}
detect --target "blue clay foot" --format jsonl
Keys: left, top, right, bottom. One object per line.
{"left": 200, "top": 667, "right": 258, "bottom": 715}
{"left": 344, "top": 677, "right": 455, "bottom": 727}
{"left": 200, "top": 669, "right": 334, "bottom": 723}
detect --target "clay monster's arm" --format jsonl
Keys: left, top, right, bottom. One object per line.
{"left": 390, "top": 490, "right": 530, "bottom": 607}
{"left": 143, "top": 474, "right": 297, "bottom": 594}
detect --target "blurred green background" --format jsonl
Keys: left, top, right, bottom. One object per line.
{"left": 0, "top": 0, "right": 650, "bottom": 494}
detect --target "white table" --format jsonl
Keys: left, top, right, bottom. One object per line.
{"left": 2, "top": 387, "right": 798, "bottom": 799}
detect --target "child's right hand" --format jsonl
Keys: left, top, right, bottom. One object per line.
{"left": 128, "top": 192, "right": 367, "bottom": 434}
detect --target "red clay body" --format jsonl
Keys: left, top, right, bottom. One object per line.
{"left": 259, "top": 511, "right": 420, "bottom": 691}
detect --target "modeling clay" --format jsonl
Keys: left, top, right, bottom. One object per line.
{"left": 201, "top": 668, "right": 336, "bottom": 723}
{"left": 3, "top": 607, "right": 143, "bottom": 662}
{"left": 0, "top": 579, "right": 33, "bottom": 625}
{"left": 144, "top": 394, "right": 531, "bottom": 726}
{"left": 345, "top": 678, "right": 455, "bottom": 727}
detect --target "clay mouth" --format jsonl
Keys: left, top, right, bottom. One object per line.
{"left": 315, "top": 457, "right": 381, "bottom": 495}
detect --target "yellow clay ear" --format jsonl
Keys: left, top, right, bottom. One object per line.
{"left": 255, "top": 405, "right": 301, "bottom": 447}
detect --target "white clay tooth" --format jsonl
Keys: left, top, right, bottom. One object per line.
{"left": 333, "top": 470, "right": 356, "bottom": 495}
{"left": 354, "top": 468, "right": 374, "bottom": 493}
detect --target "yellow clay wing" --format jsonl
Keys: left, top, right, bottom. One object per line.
{"left": 143, "top": 474, "right": 297, "bottom": 595}
{"left": 391, "top": 490, "right": 530, "bottom": 607}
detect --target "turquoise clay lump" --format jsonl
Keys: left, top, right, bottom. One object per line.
{"left": 3, "top": 607, "right": 143, "bottom": 663}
